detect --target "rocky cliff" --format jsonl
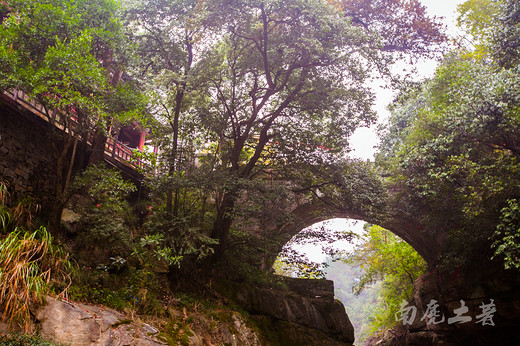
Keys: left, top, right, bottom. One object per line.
{"left": 1, "top": 277, "right": 355, "bottom": 345}
{"left": 1, "top": 295, "right": 265, "bottom": 346}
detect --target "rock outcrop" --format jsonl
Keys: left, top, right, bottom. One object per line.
{"left": 6, "top": 295, "right": 265, "bottom": 345}
{"left": 34, "top": 296, "right": 165, "bottom": 346}
{"left": 216, "top": 277, "right": 355, "bottom": 345}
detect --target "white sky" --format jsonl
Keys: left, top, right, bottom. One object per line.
{"left": 289, "top": 218, "right": 366, "bottom": 263}
{"left": 349, "top": 0, "right": 466, "bottom": 160}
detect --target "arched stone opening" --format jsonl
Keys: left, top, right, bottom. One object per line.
{"left": 273, "top": 217, "right": 379, "bottom": 342}
{"left": 270, "top": 200, "right": 442, "bottom": 268}
{"left": 273, "top": 215, "right": 435, "bottom": 343}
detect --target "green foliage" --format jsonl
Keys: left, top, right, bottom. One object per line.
{"left": 69, "top": 263, "right": 165, "bottom": 315}
{"left": 69, "top": 232, "right": 175, "bottom": 315}
{"left": 274, "top": 220, "right": 357, "bottom": 279}
{"left": 490, "top": 0, "right": 520, "bottom": 68}
{"left": 0, "top": 0, "right": 148, "bottom": 235}
{"left": 0, "top": 333, "right": 63, "bottom": 346}
{"left": 0, "top": 182, "right": 43, "bottom": 231}
{"left": 144, "top": 210, "right": 218, "bottom": 266}
{"left": 0, "top": 0, "right": 140, "bottom": 122}
{"left": 491, "top": 199, "right": 520, "bottom": 269}
{"left": 0, "top": 184, "right": 71, "bottom": 331}
{"left": 457, "top": 0, "right": 498, "bottom": 45}
{"left": 377, "top": 8, "right": 520, "bottom": 266}
{"left": 190, "top": 0, "right": 377, "bottom": 169}
{"left": 349, "top": 225, "right": 426, "bottom": 332}
{"left": 132, "top": 234, "right": 183, "bottom": 269}
{"left": 0, "top": 183, "right": 12, "bottom": 231}
{"left": 0, "top": 227, "right": 71, "bottom": 331}
{"left": 69, "top": 164, "right": 136, "bottom": 253}
{"left": 159, "top": 320, "right": 196, "bottom": 346}
{"left": 273, "top": 253, "right": 326, "bottom": 280}
{"left": 123, "top": 0, "right": 446, "bottom": 252}
{"left": 72, "top": 164, "right": 136, "bottom": 202}
{"left": 296, "top": 160, "right": 388, "bottom": 223}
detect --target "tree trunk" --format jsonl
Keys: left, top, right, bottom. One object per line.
{"left": 88, "top": 129, "right": 107, "bottom": 165}
{"left": 50, "top": 130, "right": 75, "bottom": 232}
{"left": 166, "top": 83, "right": 186, "bottom": 218}
{"left": 166, "top": 32, "right": 193, "bottom": 218}
{"left": 210, "top": 191, "right": 238, "bottom": 258}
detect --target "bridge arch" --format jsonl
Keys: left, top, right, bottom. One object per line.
{"left": 272, "top": 200, "right": 443, "bottom": 266}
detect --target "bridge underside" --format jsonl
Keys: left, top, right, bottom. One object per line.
{"left": 274, "top": 201, "right": 443, "bottom": 266}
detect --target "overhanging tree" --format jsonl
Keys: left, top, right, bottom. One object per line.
{"left": 334, "top": 0, "right": 447, "bottom": 57}
{"left": 188, "top": 0, "right": 446, "bottom": 253}
{"left": 376, "top": 0, "right": 520, "bottom": 270}
{"left": 192, "top": 0, "right": 377, "bottom": 252}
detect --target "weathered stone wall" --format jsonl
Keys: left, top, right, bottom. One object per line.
{"left": 0, "top": 100, "right": 58, "bottom": 208}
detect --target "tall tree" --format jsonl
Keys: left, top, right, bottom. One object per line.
{"left": 194, "top": 0, "right": 445, "bottom": 253}
{"left": 124, "top": 0, "right": 214, "bottom": 218}
{"left": 123, "top": 0, "right": 446, "bottom": 257}
{"left": 193, "top": 0, "right": 377, "bottom": 253}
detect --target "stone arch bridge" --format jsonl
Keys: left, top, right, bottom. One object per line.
{"left": 268, "top": 198, "right": 443, "bottom": 266}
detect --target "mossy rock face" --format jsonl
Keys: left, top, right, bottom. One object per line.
{"left": 158, "top": 321, "right": 198, "bottom": 346}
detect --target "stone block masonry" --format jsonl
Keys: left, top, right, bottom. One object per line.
{"left": 0, "top": 101, "right": 59, "bottom": 208}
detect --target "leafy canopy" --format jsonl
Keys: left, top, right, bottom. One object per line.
{"left": 348, "top": 224, "right": 426, "bottom": 331}
{"left": 0, "top": 0, "right": 145, "bottom": 129}
{"left": 376, "top": 0, "right": 520, "bottom": 270}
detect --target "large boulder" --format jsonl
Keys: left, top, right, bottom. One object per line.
{"left": 34, "top": 296, "right": 165, "bottom": 346}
